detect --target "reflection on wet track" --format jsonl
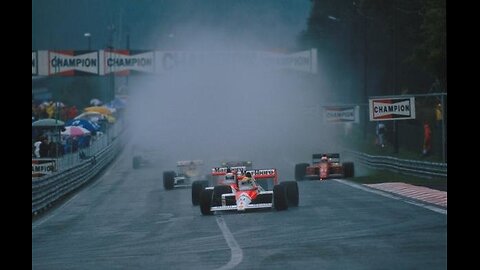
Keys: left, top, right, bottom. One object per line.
{"left": 32, "top": 149, "right": 446, "bottom": 270}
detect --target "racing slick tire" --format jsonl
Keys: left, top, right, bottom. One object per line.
{"left": 205, "top": 173, "right": 214, "bottom": 186}
{"left": 132, "top": 156, "right": 141, "bottom": 169}
{"left": 200, "top": 189, "right": 214, "bottom": 215}
{"left": 295, "top": 163, "right": 309, "bottom": 181}
{"left": 343, "top": 162, "right": 354, "bottom": 178}
{"left": 281, "top": 181, "right": 299, "bottom": 207}
{"left": 212, "top": 185, "right": 233, "bottom": 207}
{"left": 192, "top": 180, "right": 208, "bottom": 206}
{"left": 273, "top": 184, "right": 288, "bottom": 211}
{"left": 163, "top": 171, "right": 176, "bottom": 190}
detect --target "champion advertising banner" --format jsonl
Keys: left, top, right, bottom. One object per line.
{"left": 33, "top": 48, "right": 318, "bottom": 76}
{"left": 48, "top": 50, "right": 99, "bottom": 75}
{"left": 32, "top": 51, "right": 38, "bottom": 76}
{"left": 271, "top": 49, "right": 317, "bottom": 73}
{"left": 369, "top": 97, "right": 416, "bottom": 121}
{"left": 32, "top": 159, "right": 57, "bottom": 178}
{"left": 323, "top": 106, "right": 359, "bottom": 123}
{"left": 155, "top": 50, "right": 257, "bottom": 72}
{"left": 154, "top": 49, "right": 317, "bottom": 74}
{"left": 102, "top": 50, "right": 155, "bottom": 75}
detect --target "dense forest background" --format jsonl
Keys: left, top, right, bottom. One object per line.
{"left": 298, "top": 0, "right": 446, "bottom": 97}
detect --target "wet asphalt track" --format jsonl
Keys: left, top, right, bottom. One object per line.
{"left": 32, "top": 150, "right": 447, "bottom": 270}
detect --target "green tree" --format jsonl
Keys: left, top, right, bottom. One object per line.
{"left": 357, "top": 0, "right": 446, "bottom": 91}
{"left": 410, "top": 0, "right": 446, "bottom": 91}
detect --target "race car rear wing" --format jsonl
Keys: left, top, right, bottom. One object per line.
{"left": 212, "top": 167, "right": 278, "bottom": 183}
{"left": 177, "top": 160, "right": 204, "bottom": 166}
{"left": 245, "top": 169, "right": 277, "bottom": 179}
{"left": 221, "top": 161, "right": 253, "bottom": 167}
{"left": 312, "top": 153, "right": 340, "bottom": 163}
{"left": 211, "top": 166, "right": 248, "bottom": 176}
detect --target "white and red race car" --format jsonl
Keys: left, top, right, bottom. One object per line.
{"left": 198, "top": 168, "right": 298, "bottom": 215}
{"left": 191, "top": 165, "right": 248, "bottom": 205}
{"left": 163, "top": 160, "right": 206, "bottom": 190}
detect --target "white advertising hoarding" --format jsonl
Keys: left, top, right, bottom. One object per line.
{"left": 34, "top": 48, "right": 318, "bottom": 76}
{"left": 369, "top": 97, "right": 416, "bottom": 121}
{"left": 48, "top": 51, "right": 99, "bottom": 75}
{"left": 323, "top": 106, "right": 359, "bottom": 123}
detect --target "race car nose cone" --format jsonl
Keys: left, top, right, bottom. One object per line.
{"left": 237, "top": 194, "right": 251, "bottom": 211}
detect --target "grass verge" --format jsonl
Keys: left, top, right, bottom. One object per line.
{"left": 347, "top": 168, "right": 447, "bottom": 191}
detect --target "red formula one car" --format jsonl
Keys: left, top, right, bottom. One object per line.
{"left": 199, "top": 168, "right": 298, "bottom": 215}
{"left": 295, "top": 153, "right": 354, "bottom": 181}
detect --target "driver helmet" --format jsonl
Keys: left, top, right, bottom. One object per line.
{"left": 245, "top": 171, "right": 252, "bottom": 178}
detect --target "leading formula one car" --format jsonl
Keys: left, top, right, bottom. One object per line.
{"left": 163, "top": 160, "right": 207, "bottom": 190}
{"left": 295, "top": 153, "right": 354, "bottom": 181}
{"left": 191, "top": 165, "right": 249, "bottom": 205}
{"left": 199, "top": 168, "right": 298, "bottom": 215}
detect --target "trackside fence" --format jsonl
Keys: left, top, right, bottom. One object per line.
{"left": 345, "top": 150, "right": 447, "bottom": 179}
{"left": 32, "top": 123, "right": 125, "bottom": 216}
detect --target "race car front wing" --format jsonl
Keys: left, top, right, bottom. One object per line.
{"left": 210, "top": 191, "right": 274, "bottom": 211}
{"left": 211, "top": 203, "right": 273, "bottom": 211}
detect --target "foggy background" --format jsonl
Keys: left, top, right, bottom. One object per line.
{"left": 32, "top": 0, "right": 359, "bottom": 179}
{"left": 117, "top": 2, "right": 345, "bottom": 178}
{"left": 127, "top": 54, "right": 345, "bottom": 179}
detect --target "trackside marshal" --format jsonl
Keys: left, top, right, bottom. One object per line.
{"left": 369, "top": 97, "right": 416, "bottom": 121}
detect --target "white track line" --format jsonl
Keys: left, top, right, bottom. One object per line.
{"left": 334, "top": 179, "right": 447, "bottom": 215}
{"left": 215, "top": 216, "right": 243, "bottom": 270}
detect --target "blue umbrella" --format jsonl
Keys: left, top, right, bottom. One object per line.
{"left": 65, "top": 119, "right": 100, "bottom": 133}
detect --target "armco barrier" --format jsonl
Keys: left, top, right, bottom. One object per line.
{"left": 32, "top": 136, "right": 122, "bottom": 215}
{"left": 345, "top": 150, "right": 447, "bottom": 178}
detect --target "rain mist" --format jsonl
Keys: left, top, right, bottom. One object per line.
{"left": 125, "top": 1, "right": 349, "bottom": 180}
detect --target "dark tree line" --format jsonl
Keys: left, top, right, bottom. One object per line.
{"left": 298, "top": 0, "right": 446, "bottom": 97}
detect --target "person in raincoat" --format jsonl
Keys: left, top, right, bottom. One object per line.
{"left": 422, "top": 121, "right": 432, "bottom": 156}
{"left": 376, "top": 122, "right": 386, "bottom": 148}
{"left": 33, "top": 139, "right": 42, "bottom": 158}
{"left": 39, "top": 137, "right": 50, "bottom": 158}
{"left": 46, "top": 102, "right": 55, "bottom": 118}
